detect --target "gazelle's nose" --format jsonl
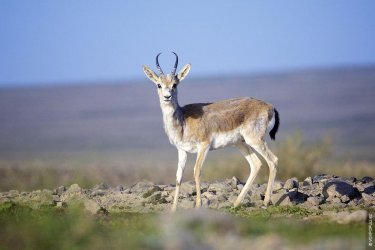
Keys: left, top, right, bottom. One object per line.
{"left": 164, "top": 95, "right": 171, "bottom": 100}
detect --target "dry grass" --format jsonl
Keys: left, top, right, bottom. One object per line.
{"left": 0, "top": 132, "right": 373, "bottom": 191}
{"left": 203, "top": 131, "right": 374, "bottom": 183}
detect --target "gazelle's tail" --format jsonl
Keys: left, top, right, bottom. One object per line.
{"left": 269, "top": 108, "right": 280, "bottom": 140}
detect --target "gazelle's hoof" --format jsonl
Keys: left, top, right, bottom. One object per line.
{"left": 263, "top": 200, "right": 271, "bottom": 207}
{"left": 171, "top": 205, "right": 177, "bottom": 212}
{"left": 195, "top": 200, "right": 202, "bottom": 208}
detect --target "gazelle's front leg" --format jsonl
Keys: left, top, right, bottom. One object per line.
{"left": 171, "top": 149, "right": 187, "bottom": 212}
{"left": 193, "top": 143, "right": 209, "bottom": 208}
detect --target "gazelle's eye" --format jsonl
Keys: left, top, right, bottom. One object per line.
{"left": 172, "top": 84, "right": 177, "bottom": 89}
{"left": 157, "top": 84, "right": 162, "bottom": 89}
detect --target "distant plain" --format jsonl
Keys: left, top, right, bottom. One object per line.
{"left": 0, "top": 66, "right": 374, "bottom": 190}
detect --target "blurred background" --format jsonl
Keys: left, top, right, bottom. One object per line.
{"left": 0, "top": 1, "right": 374, "bottom": 191}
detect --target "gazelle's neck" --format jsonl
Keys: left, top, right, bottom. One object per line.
{"left": 160, "top": 99, "right": 184, "bottom": 143}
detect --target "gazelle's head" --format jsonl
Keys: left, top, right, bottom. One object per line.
{"left": 143, "top": 52, "right": 191, "bottom": 106}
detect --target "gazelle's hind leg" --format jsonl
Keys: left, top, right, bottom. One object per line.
{"left": 233, "top": 142, "right": 262, "bottom": 207}
{"left": 251, "top": 142, "right": 278, "bottom": 206}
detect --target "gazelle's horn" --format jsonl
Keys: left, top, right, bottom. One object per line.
{"left": 156, "top": 53, "right": 164, "bottom": 75}
{"left": 171, "top": 52, "right": 178, "bottom": 76}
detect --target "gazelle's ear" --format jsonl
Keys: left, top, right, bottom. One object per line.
{"left": 143, "top": 65, "right": 159, "bottom": 84}
{"left": 177, "top": 64, "right": 191, "bottom": 82}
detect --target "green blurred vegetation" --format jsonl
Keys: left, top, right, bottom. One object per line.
{"left": 0, "top": 202, "right": 159, "bottom": 250}
{"left": 0, "top": 202, "right": 367, "bottom": 250}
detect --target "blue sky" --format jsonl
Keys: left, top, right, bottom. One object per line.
{"left": 0, "top": 1, "right": 374, "bottom": 86}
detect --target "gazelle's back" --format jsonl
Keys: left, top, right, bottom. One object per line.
{"left": 181, "top": 97, "right": 274, "bottom": 142}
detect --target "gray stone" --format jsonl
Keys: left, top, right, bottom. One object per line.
{"left": 271, "top": 192, "right": 293, "bottom": 206}
{"left": 93, "top": 183, "right": 110, "bottom": 190}
{"left": 130, "top": 180, "right": 155, "bottom": 194}
{"left": 83, "top": 199, "right": 103, "bottom": 214}
{"left": 52, "top": 195, "right": 60, "bottom": 203}
{"left": 208, "top": 182, "right": 232, "bottom": 193}
{"left": 287, "top": 188, "right": 298, "bottom": 200}
{"left": 142, "top": 186, "right": 162, "bottom": 198}
{"left": 364, "top": 185, "right": 375, "bottom": 195}
{"left": 91, "top": 190, "right": 106, "bottom": 196}
{"left": 148, "top": 192, "right": 168, "bottom": 205}
{"left": 56, "top": 201, "right": 66, "bottom": 207}
{"left": 303, "top": 177, "right": 313, "bottom": 186}
{"left": 273, "top": 181, "right": 284, "bottom": 191}
{"left": 250, "top": 188, "right": 263, "bottom": 202}
{"left": 362, "top": 193, "right": 375, "bottom": 203}
{"left": 340, "top": 195, "right": 350, "bottom": 203}
{"left": 307, "top": 196, "right": 324, "bottom": 206}
{"left": 322, "top": 180, "right": 356, "bottom": 199}
{"left": 330, "top": 210, "right": 367, "bottom": 224}
{"left": 331, "top": 197, "right": 342, "bottom": 204}
{"left": 180, "top": 181, "right": 196, "bottom": 196}
{"left": 54, "top": 186, "right": 66, "bottom": 195}
{"left": 361, "top": 176, "right": 374, "bottom": 183}
{"left": 231, "top": 176, "right": 240, "bottom": 189}
{"left": 284, "top": 178, "right": 299, "bottom": 190}
{"left": 66, "top": 184, "right": 82, "bottom": 193}
{"left": 236, "top": 184, "right": 244, "bottom": 191}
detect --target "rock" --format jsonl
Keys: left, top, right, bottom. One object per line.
{"left": 322, "top": 180, "right": 357, "bottom": 199}
{"left": 331, "top": 197, "right": 342, "bottom": 204}
{"left": 303, "top": 177, "right": 313, "bottom": 186}
{"left": 284, "top": 178, "right": 299, "bottom": 190}
{"left": 231, "top": 176, "right": 240, "bottom": 189}
{"left": 66, "top": 184, "right": 82, "bottom": 193}
{"left": 208, "top": 182, "right": 231, "bottom": 193}
{"left": 273, "top": 181, "right": 284, "bottom": 191}
{"left": 361, "top": 176, "right": 374, "bottom": 183}
{"left": 14, "top": 190, "right": 54, "bottom": 209}
{"left": 130, "top": 180, "right": 155, "bottom": 194}
{"left": 83, "top": 199, "right": 103, "bottom": 214}
{"left": 362, "top": 193, "right": 375, "bottom": 204}
{"left": 307, "top": 196, "right": 324, "bottom": 206}
{"left": 148, "top": 192, "right": 168, "bottom": 205}
{"left": 142, "top": 186, "right": 162, "bottom": 198}
{"left": 93, "top": 183, "right": 110, "bottom": 190}
{"left": 180, "top": 181, "right": 196, "bottom": 196}
{"left": 364, "top": 185, "right": 375, "bottom": 195}
{"left": 56, "top": 201, "right": 66, "bottom": 207}
{"left": 52, "top": 195, "right": 60, "bottom": 203}
{"left": 346, "top": 177, "right": 357, "bottom": 183}
{"left": 249, "top": 188, "right": 263, "bottom": 202}
{"left": 91, "top": 190, "right": 106, "bottom": 197}
{"left": 54, "top": 186, "right": 66, "bottom": 195}
{"left": 287, "top": 188, "right": 298, "bottom": 200}
{"left": 329, "top": 210, "right": 367, "bottom": 224}
{"left": 340, "top": 195, "right": 350, "bottom": 203}
{"left": 179, "top": 198, "right": 195, "bottom": 209}
{"left": 271, "top": 192, "right": 293, "bottom": 206}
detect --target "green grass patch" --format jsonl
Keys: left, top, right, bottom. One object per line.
{"left": 225, "top": 205, "right": 366, "bottom": 244}
{"left": 0, "top": 203, "right": 160, "bottom": 250}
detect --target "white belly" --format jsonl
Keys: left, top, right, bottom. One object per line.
{"left": 210, "top": 130, "right": 242, "bottom": 150}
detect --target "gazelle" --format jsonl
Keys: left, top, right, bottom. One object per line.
{"left": 143, "top": 52, "right": 280, "bottom": 212}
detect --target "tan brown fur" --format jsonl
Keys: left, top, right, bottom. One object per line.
{"left": 179, "top": 97, "right": 274, "bottom": 142}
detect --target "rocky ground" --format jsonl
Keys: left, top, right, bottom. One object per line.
{"left": 1, "top": 174, "right": 374, "bottom": 219}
